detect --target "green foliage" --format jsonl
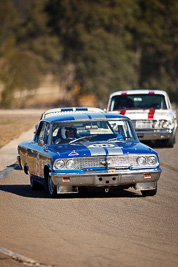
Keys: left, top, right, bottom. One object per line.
{"left": 0, "top": 0, "right": 178, "bottom": 107}
{"left": 75, "top": 30, "right": 136, "bottom": 102}
{"left": 135, "top": 0, "right": 178, "bottom": 100}
{"left": 0, "top": 0, "right": 18, "bottom": 107}
{"left": 45, "top": 0, "right": 138, "bottom": 104}
{"left": 0, "top": 0, "right": 61, "bottom": 107}
{"left": 1, "top": 48, "right": 41, "bottom": 107}
{"left": 16, "top": 0, "right": 62, "bottom": 75}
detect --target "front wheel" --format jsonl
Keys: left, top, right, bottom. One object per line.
{"left": 30, "top": 174, "right": 40, "bottom": 190}
{"left": 48, "top": 175, "right": 57, "bottom": 197}
{"left": 141, "top": 183, "right": 157, "bottom": 197}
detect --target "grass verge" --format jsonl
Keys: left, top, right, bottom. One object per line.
{"left": 0, "top": 110, "right": 42, "bottom": 148}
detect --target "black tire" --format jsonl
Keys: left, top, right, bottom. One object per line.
{"left": 48, "top": 175, "right": 57, "bottom": 197}
{"left": 166, "top": 137, "right": 174, "bottom": 148}
{"left": 30, "top": 174, "right": 40, "bottom": 190}
{"left": 141, "top": 183, "right": 157, "bottom": 197}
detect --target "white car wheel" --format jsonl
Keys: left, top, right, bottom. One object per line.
{"left": 48, "top": 175, "right": 57, "bottom": 197}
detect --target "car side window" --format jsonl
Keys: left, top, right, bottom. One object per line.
{"left": 37, "top": 122, "right": 50, "bottom": 144}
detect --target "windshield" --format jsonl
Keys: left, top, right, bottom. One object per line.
{"left": 110, "top": 94, "right": 167, "bottom": 110}
{"left": 51, "top": 119, "right": 137, "bottom": 144}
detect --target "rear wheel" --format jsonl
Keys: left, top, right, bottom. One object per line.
{"left": 141, "top": 183, "right": 157, "bottom": 197}
{"left": 30, "top": 174, "right": 40, "bottom": 190}
{"left": 48, "top": 175, "right": 57, "bottom": 197}
{"left": 162, "top": 134, "right": 176, "bottom": 148}
{"left": 166, "top": 137, "right": 174, "bottom": 148}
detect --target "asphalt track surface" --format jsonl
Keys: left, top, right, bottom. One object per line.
{"left": 0, "top": 132, "right": 178, "bottom": 267}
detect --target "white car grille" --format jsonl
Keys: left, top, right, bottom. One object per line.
{"left": 108, "top": 155, "right": 139, "bottom": 168}
{"left": 75, "top": 156, "right": 105, "bottom": 169}
{"left": 54, "top": 154, "right": 158, "bottom": 170}
{"left": 132, "top": 120, "right": 155, "bottom": 129}
{"left": 73, "top": 155, "right": 138, "bottom": 169}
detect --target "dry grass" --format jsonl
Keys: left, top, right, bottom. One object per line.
{"left": 0, "top": 110, "right": 42, "bottom": 148}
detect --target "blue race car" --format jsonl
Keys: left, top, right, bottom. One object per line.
{"left": 17, "top": 111, "right": 162, "bottom": 197}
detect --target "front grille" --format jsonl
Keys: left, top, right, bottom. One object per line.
{"left": 107, "top": 155, "right": 130, "bottom": 168}
{"left": 54, "top": 154, "right": 158, "bottom": 171}
{"left": 108, "top": 155, "right": 139, "bottom": 168}
{"left": 75, "top": 156, "right": 105, "bottom": 169}
{"left": 132, "top": 120, "right": 155, "bottom": 129}
{"left": 71, "top": 155, "right": 138, "bottom": 169}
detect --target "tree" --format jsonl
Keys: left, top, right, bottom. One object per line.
{"left": 45, "top": 0, "right": 138, "bottom": 106}
{"left": 0, "top": 0, "right": 19, "bottom": 107}
{"left": 75, "top": 30, "right": 136, "bottom": 105}
{"left": 134, "top": 0, "right": 178, "bottom": 101}
{"left": 1, "top": 0, "right": 178, "bottom": 108}
{"left": 0, "top": 0, "right": 62, "bottom": 107}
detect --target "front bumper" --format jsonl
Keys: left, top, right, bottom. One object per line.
{"left": 136, "top": 129, "right": 174, "bottom": 140}
{"left": 50, "top": 168, "right": 161, "bottom": 188}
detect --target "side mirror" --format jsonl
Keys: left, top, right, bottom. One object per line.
{"left": 171, "top": 103, "right": 176, "bottom": 110}
{"left": 116, "top": 133, "right": 124, "bottom": 140}
{"left": 34, "top": 124, "right": 38, "bottom": 134}
{"left": 38, "top": 140, "right": 44, "bottom": 146}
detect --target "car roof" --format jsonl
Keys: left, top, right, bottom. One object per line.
{"left": 110, "top": 89, "right": 168, "bottom": 97}
{"left": 41, "top": 112, "right": 129, "bottom": 123}
{"left": 41, "top": 107, "right": 104, "bottom": 119}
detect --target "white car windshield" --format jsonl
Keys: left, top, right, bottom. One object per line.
{"left": 51, "top": 119, "right": 136, "bottom": 144}
{"left": 110, "top": 94, "right": 167, "bottom": 110}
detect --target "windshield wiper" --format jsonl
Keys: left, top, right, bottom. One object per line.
{"left": 70, "top": 135, "right": 97, "bottom": 144}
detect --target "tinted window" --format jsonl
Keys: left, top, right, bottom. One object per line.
{"left": 110, "top": 94, "right": 167, "bottom": 110}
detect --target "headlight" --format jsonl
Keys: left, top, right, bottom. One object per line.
{"left": 152, "top": 121, "right": 158, "bottom": 128}
{"left": 54, "top": 159, "right": 65, "bottom": 169}
{"left": 153, "top": 119, "right": 171, "bottom": 129}
{"left": 66, "top": 159, "right": 75, "bottom": 169}
{"left": 147, "top": 156, "right": 157, "bottom": 165}
{"left": 136, "top": 155, "right": 158, "bottom": 166}
{"left": 162, "top": 120, "right": 169, "bottom": 128}
{"left": 137, "top": 156, "right": 146, "bottom": 165}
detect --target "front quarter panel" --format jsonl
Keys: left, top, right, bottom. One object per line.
{"left": 18, "top": 140, "right": 55, "bottom": 179}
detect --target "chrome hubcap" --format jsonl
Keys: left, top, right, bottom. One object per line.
{"left": 49, "top": 177, "right": 53, "bottom": 194}
{"left": 30, "top": 175, "right": 33, "bottom": 187}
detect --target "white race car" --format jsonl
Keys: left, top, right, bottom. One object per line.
{"left": 107, "top": 89, "right": 177, "bottom": 147}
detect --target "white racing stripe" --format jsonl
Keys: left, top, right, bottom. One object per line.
{"left": 83, "top": 143, "right": 106, "bottom": 156}
{"left": 72, "top": 113, "right": 89, "bottom": 120}
{"left": 0, "top": 246, "right": 58, "bottom": 267}
{"left": 106, "top": 146, "right": 123, "bottom": 155}
{"left": 83, "top": 142, "right": 123, "bottom": 156}
{"left": 89, "top": 113, "right": 106, "bottom": 119}
{"left": 0, "top": 164, "right": 19, "bottom": 179}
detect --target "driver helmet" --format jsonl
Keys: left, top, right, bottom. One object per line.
{"left": 61, "top": 126, "right": 77, "bottom": 139}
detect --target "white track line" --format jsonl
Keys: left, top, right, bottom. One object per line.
{"left": 0, "top": 246, "right": 57, "bottom": 267}
{"left": 0, "top": 164, "right": 19, "bottom": 179}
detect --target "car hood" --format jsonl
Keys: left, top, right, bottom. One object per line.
{"left": 48, "top": 140, "right": 155, "bottom": 159}
{"left": 109, "top": 109, "right": 171, "bottom": 120}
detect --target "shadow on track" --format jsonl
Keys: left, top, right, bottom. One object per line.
{"left": 0, "top": 184, "right": 143, "bottom": 199}
{"left": 141, "top": 140, "right": 174, "bottom": 149}
{"left": 0, "top": 163, "right": 144, "bottom": 199}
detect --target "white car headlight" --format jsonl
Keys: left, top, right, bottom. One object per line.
{"left": 147, "top": 156, "right": 157, "bottom": 165}
{"left": 162, "top": 120, "right": 169, "bottom": 128}
{"left": 54, "top": 159, "right": 65, "bottom": 169}
{"left": 137, "top": 156, "right": 146, "bottom": 166}
{"left": 66, "top": 159, "right": 75, "bottom": 169}
{"left": 136, "top": 155, "right": 158, "bottom": 166}
{"left": 153, "top": 119, "right": 171, "bottom": 129}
